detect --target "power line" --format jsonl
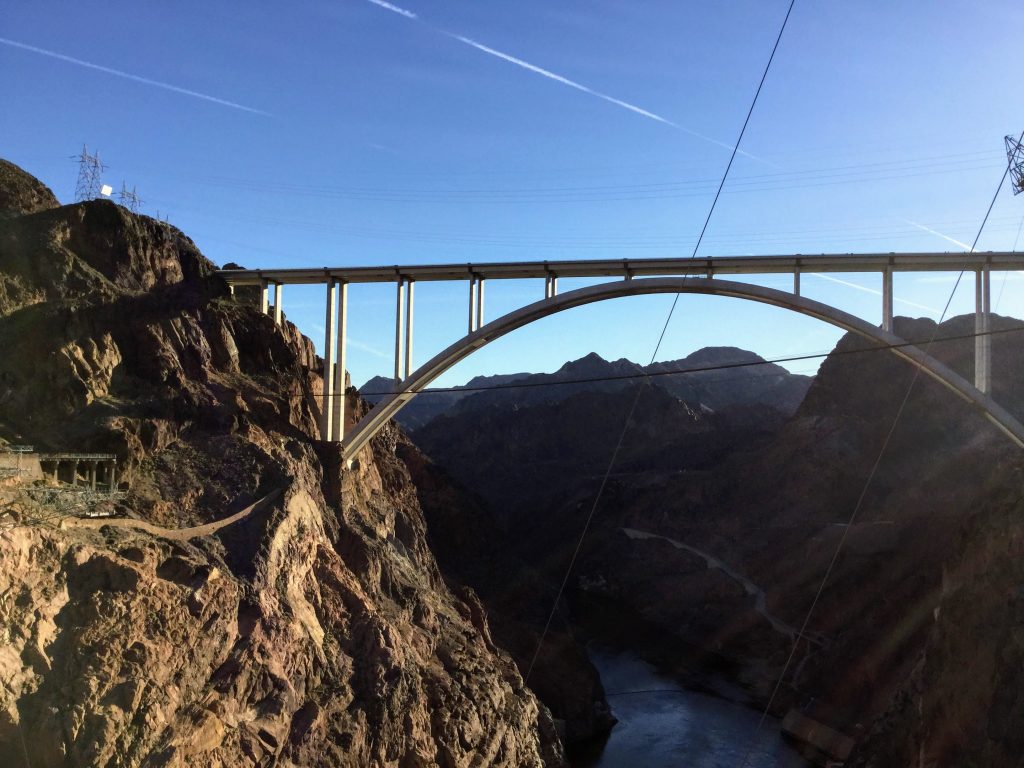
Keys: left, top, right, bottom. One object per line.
{"left": 148, "top": 155, "right": 1000, "bottom": 204}
{"left": 690, "top": 0, "right": 797, "bottom": 260}
{"left": 518, "top": 0, "right": 799, "bottom": 698}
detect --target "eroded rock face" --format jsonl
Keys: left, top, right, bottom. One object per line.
{"left": 0, "top": 162, "right": 564, "bottom": 767}
{"left": 1, "top": 466, "right": 562, "bottom": 767}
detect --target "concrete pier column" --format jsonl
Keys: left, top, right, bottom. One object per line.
{"left": 229, "top": 284, "right": 236, "bottom": 297}
{"left": 395, "top": 278, "right": 406, "bottom": 383}
{"left": 550, "top": 276, "right": 558, "bottom": 296}
{"left": 882, "top": 267, "right": 894, "bottom": 333}
{"left": 975, "top": 267, "right": 991, "bottom": 393}
{"left": 475, "top": 278, "right": 485, "bottom": 329}
{"left": 89, "top": 461, "right": 98, "bottom": 490}
{"left": 50, "top": 461, "right": 59, "bottom": 484}
{"left": 404, "top": 279, "right": 414, "bottom": 379}
{"left": 108, "top": 461, "right": 117, "bottom": 493}
{"left": 468, "top": 277, "right": 478, "bottom": 333}
{"left": 331, "top": 282, "right": 348, "bottom": 442}
{"left": 260, "top": 280, "right": 270, "bottom": 316}
{"left": 273, "top": 283, "right": 283, "bottom": 326}
{"left": 71, "top": 460, "right": 79, "bottom": 486}
{"left": 793, "top": 268, "right": 801, "bottom": 296}
{"left": 321, "top": 279, "right": 339, "bottom": 441}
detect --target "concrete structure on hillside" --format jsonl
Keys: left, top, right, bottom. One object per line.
{"left": 37, "top": 453, "right": 118, "bottom": 492}
{"left": 217, "top": 253, "right": 1024, "bottom": 460}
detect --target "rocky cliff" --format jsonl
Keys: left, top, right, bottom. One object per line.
{"left": 0, "top": 160, "right": 564, "bottom": 767}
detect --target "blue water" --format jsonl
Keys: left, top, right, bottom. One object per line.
{"left": 577, "top": 649, "right": 810, "bottom": 768}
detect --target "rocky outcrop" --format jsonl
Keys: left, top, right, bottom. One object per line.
{"left": 0, "top": 160, "right": 59, "bottom": 220}
{"left": 0, "top": 161, "right": 564, "bottom": 766}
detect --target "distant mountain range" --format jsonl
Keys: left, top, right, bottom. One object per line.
{"left": 360, "top": 347, "right": 812, "bottom": 431}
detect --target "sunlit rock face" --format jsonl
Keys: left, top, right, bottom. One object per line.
{"left": 0, "top": 161, "right": 565, "bottom": 768}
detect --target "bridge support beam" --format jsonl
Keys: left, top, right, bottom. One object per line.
{"left": 476, "top": 278, "right": 485, "bottom": 329}
{"left": 793, "top": 269, "right": 800, "bottom": 296}
{"left": 976, "top": 267, "right": 991, "bottom": 394}
{"left": 468, "top": 277, "right": 478, "bottom": 333}
{"left": 332, "top": 282, "right": 348, "bottom": 442}
{"left": 395, "top": 278, "right": 406, "bottom": 384}
{"left": 273, "top": 283, "right": 283, "bottom": 326}
{"left": 404, "top": 279, "right": 415, "bottom": 381}
{"left": 321, "top": 279, "right": 339, "bottom": 441}
{"left": 545, "top": 274, "right": 559, "bottom": 298}
{"left": 882, "top": 267, "right": 894, "bottom": 333}
{"left": 260, "top": 280, "right": 270, "bottom": 316}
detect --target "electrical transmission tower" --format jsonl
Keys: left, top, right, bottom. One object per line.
{"left": 1007, "top": 134, "right": 1024, "bottom": 195}
{"left": 73, "top": 144, "right": 106, "bottom": 202}
{"left": 118, "top": 181, "right": 142, "bottom": 213}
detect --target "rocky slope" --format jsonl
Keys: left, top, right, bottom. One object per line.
{"left": 0, "top": 159, "right": 59, "bottom": 220}
{"left": 413, "top": 361, "right": 796, "bottom": 531}
{"left": 0, "top": 160, "right": 564, "bottom": 767}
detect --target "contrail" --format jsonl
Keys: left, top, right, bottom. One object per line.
{"left": 349, "top": 338, "right": 392, "bottom": 360}
{"left": 0, "top": 36, "right": 270, "bottom": 116}
{"left": 363, "top": 0, "right": 746, "bottom": 155}
{"left": 448, "top": 33, "right": 678, "bottom": 128}
{"left": 810, "top": 273, "right": 941, "bottom": 314}
{"left": 366, "top": 0, "right": 418, "bottom": 19}
{"left": 902, "top": 219, "right": 973, "bottom": 252}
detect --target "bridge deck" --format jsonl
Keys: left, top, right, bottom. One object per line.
{"left": 217, "top": 252, "right": 1024, "bottom": 285}
{"left": 37, "top": 453, "right": 116, "bottom": 461}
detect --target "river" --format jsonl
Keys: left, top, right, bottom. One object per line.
{"left": 573, "top": 648, "right": 811, "bottom": 768}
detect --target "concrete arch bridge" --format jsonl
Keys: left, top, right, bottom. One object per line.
{"left": 217, "top": 253, "right": 1024, "bottom": 460}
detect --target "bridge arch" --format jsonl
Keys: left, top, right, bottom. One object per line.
{"left": 342, "top": 277, "right": 1024, "bottom": 459}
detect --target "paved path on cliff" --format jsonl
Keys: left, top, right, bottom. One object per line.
{"left": 63, "top": 488, "right": 284, "bottom": 541}
{"left": 621, "top": 527, "right": 799, "bottom": 639}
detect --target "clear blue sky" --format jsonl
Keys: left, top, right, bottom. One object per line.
{"left": 3, "top": 0, "right": 1023, "bottom": 387}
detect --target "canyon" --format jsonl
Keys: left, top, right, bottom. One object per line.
{"left": 3, "top": 157, "right": 1024, "bottom": 766}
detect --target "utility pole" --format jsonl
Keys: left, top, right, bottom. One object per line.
{"left": 117, "top": 181, "right": 142, "bottom": 213}
{"left": 1007, "top": 134, "right": 1024, "bottom": 195}
{"left": 73, "top": 144, "right": 106, "bottom": 202}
